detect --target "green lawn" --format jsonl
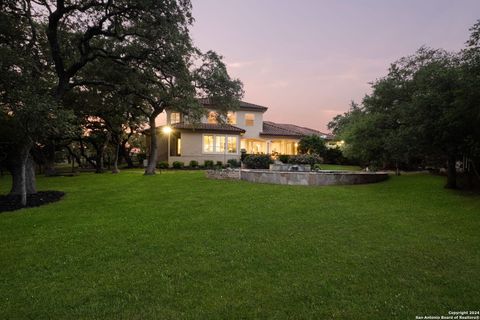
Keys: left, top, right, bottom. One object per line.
{"left": 0, "top": 171, "right": 479, "bottom": 319}
{"left": 319, "top": 163, "right": 362, "bottom": 171}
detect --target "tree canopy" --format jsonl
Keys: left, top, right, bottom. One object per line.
{"left": 0, "top": 0, "right": 243, "bottom": 205}
{"left": 329, "top": 24, "right": 480, "bottom": 187}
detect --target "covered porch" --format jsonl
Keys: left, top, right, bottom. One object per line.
{"left": 241, "top": 138, "right": 299, "bottom": 155}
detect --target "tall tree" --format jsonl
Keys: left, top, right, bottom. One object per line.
{"left": 0, "top": 1, "right": 73, "bottom": 205}
{"left": 329, "top": 45, "right": 478, "bottom": 186}
{"left": 459, "top": 20, "right": 480, "bottom": 182}
{"left": 1, "top": 0, "right": 243, "bottom": 202}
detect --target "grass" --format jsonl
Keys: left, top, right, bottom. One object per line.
{"left": 319, "top": 163, "right": 362, "bottom": 171}
{"left": 0, "top": 170, "right": 479, "bottom": 319}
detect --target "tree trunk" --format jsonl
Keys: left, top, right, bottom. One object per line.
{"left": 395, "top": 161, "right": 400, "bottom": 176}
{"left": 8, "top": 143, "right": 36, "bottom": 206}
{"left": 43, "top": 142, "right": 57, "bottom": 176}
{"left": 77, "top": 138, "right": 96, "bottom": 168}
{"left": 95, "top": 149, "right": 105, "bottom": 173}
{"left": 445, "top": 154, "right": 457, "bottom": 189}
{"left": 106, "top": 152, "right": 111, "bottom": 170}
{"left": 121, "top": 140, "right": 134, "bottom": 168}
{"left": 144, "top": 115, "right": 159, "bottom": 175}
{"left": 65, "top": 145, "right": 82, "bottom": 168}
{"left": 112, "top": 143, "right": 120, "bottom": 174}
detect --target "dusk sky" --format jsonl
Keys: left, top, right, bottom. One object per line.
{"left": 188, "top": 0, "right": 480, "bottom": 132}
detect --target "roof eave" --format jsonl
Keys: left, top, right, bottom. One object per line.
{"left": 175, "top": 128, "right": 245, "bottom": 134}
{"left": 259, "top": 133, "right": 303, "bottom": 138}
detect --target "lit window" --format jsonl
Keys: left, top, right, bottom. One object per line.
{"left": 207, "top": 111, "right": 217, "bottom": 124}
{"left": 227, "top": 137, "right": 237, "bottom": 153}
{"left": 204, "top": 134, "right": 239, "bottom": 153}
{"left": 170, "top": 112, "right": 181, "bottom": 124}
{"left": 245, "top": 113, "right": 254, "bottom": 126}
{"left": 203, "top": 135, "right": 214, "bottom": 152}
{"left": 215, "top": 136, "right": 226, "bottom": 153}
{"left": 169, "top": 133, "right": 181, "bottom": 156}
{"left": 227, "top": 112, "right": 237, "bottom": 124}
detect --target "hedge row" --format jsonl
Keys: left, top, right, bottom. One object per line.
{"left": 156, "top": 159, "right": 241, "bottom": 169}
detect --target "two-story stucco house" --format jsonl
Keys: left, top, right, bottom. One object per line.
{"left": 154, "top": 99, "right": 332, "bottom": 165}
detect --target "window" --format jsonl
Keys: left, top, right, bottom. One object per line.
{"left": 227, "top": 112, "right": 237, "bottom": 124}
{"left": 207, "top": 111, "right": 218, "bottom": 124}
{"left": 245, "top": 113, "right": 254, "bottom": 126}
{"left": 203, "top": 134, "right": 238, "bottom": 154}
{"left": 170, "top": 112, "right": 181, "bottom": 124}
{"left": 215, "top": 136, "right": 226, "bottom": 153}
{"left": 170, "top": 133, "right": 181, "bottom": 156}
{"left": 203, "top": 135, "right": 214, "bottom": 152}
{"left": 227, "top": 137, "right": 237, "bottom": 153}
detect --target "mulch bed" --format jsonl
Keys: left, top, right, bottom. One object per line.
{"left": 0, "top": 191, "right": 65, "bottom": 213}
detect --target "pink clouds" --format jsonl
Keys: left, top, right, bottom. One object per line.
{"left": 190, "top": 0, "right": 480, "bottom": 131}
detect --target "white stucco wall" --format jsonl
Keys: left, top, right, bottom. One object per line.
{"left": 166, "top": 108, "right": 265, "bottom": 139}
{"left": 232, "top": 110, "right": 264, "bottom": 139}
{"left": 162, "top": 131, "right": 241, "bottom": 166}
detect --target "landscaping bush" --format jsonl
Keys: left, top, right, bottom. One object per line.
{"left": 172, "top": 161, "right": 184, "bottom": 169}
{"left": 288, "top": 153, "right": 323, "bottom": 166}
{"left": 323, "top": 147, "right": 348, "bottom": 165}
{"left": 216, "top": 161, "right": 223, "bottom": 168}
{"left": 313, "top": 163, "right": 322, "bottom": 171}
{"left": 157, "top": 161, "right": 169, "bottom": 169}
{"left": 227, "top": 159, "right": 240, "bottom": 168}
{"left": 240, "top": 149, "right": 247, "bottom": 162}
{"left": 278, "top": 154, "right": 291, "bottom": 164}
{"left": 189, "top": 160, "right": 199, "bottom": 168}
{"left": 298, "top": 135, "right": 327, "bottom": 155}
{"left": 204, "top": 160, "right": 214, "bottom": 168}
{"left": 243, "top": 154, "right": 273, "bottom": 169}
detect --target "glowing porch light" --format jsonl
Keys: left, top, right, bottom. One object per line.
{"left": 162, "top": 126, "right": 172, "bottom": 134}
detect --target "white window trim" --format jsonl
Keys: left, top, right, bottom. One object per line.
{"left": 170, "top": 112, "right": 181, "bottom": 125}
{"left": 202, "top": 134, "right": 239, "bottom": 155}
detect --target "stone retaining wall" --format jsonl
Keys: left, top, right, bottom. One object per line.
{"left": 240, "top": 169, "right": 389, "bottom": 186}
{"left": 269, "top": 164, "right": 311, "bottom": 171}
{"left": 205, "top": 169, "right": 240, "bottom": 180}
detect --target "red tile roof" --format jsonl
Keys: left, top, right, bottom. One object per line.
{"left": 198, "top": 98, "right": 268, "bottom": 112}
{"left": 261, "top": 121, "right": 333, "bottom": 139}
{"left": 172, "top": 122, "right": 245, "bottom": 134}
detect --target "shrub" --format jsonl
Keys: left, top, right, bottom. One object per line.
{"left": 240, "top": 149, "right": 247, "bottom": 162}
{"left": 278, "top": 154, "right": 290, "bottom": 164}
{"left": 172, "top": 161, "right": 184, "bottom": 169}
{"left": 288, "top": 153, "right": 323, "bottom": 166}
{"left": 227, "top": 159, "right": 240, "bottom": 168}
{"left": 243, "top": 154, "right": 273, "bottom": 169}
{"left": 216, "top": 161, "right": 223, "bottom": 168}
{"left": 189, "top": 160, "right": 199, "bottom": 168}
{"left": 313, "top": 163, "right": 322, "bottom": 171}
{"left": 157, "top": 161, "right": 169, "bottom": 169}
{"left": 204, "top": 160, "right": 214, "bottom": 168}
{"left": 323, "top": 147, "right": 347, "bottom": 165}
{"left": 298, "top": 135, "right": 327, "bottom": 155}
